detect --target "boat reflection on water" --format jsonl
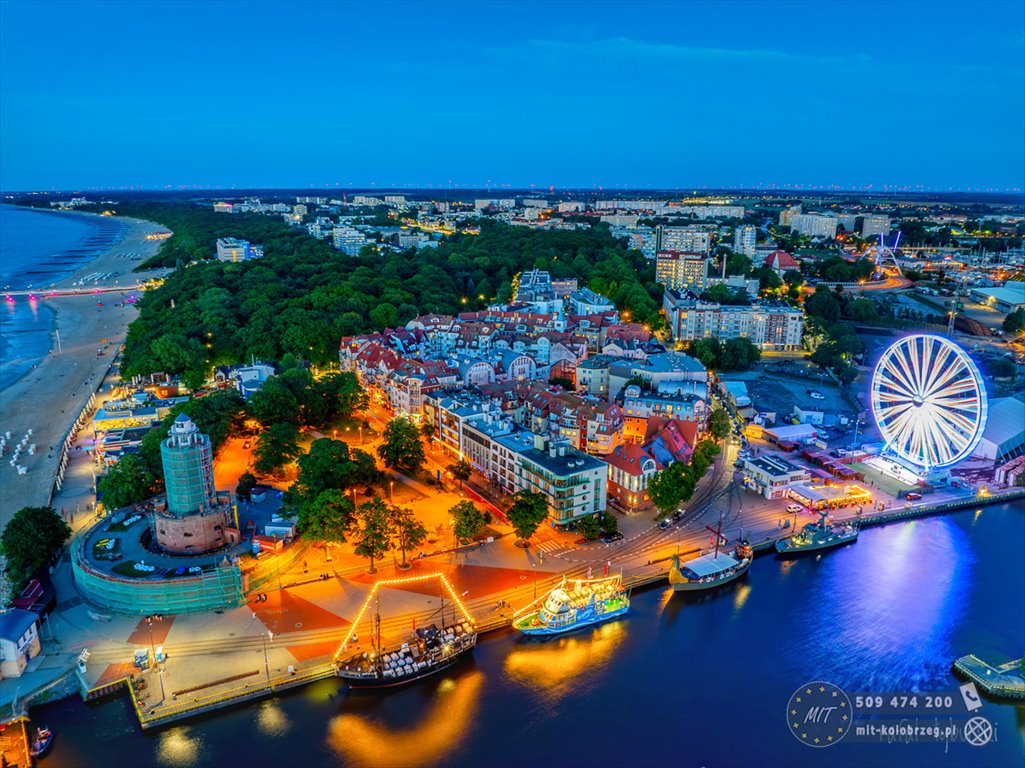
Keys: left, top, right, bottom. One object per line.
{"left": 255, "top": 700, "right": 291, "bottom": 738}
{"left": 503, "top": 621, "right": 626, "bottom": 702}
{"left": 155, "top": 726, "right": 204, "bottom": 768}
{"left": 326, "top": 670, "right": 484, "bottom": 767}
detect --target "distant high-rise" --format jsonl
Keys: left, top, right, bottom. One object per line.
{"left": 656, "top": 251, "right": 708, "bottom": 292}
{"left": 154, "top": 414, "right": 232, "bottom": 553}
{"left": 861, "top": 215, "right": 891, "bottom": 238}
{"left": 734, "top": 225, "right": 756, "bottom": 258}
{"left": 657, "top": 226, "right": 711, "bottom": 255}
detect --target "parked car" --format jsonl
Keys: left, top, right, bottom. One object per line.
{"left": 786, "top": 504, "right": 802, "bottom": 514}
{"left": 905, "top": 492, "right": 922, "bottom": 501}
{"left": 808, "top": 390, "right": 825, "bottom": 401}
{"left": 658, "top": 518, "right": 671, "bottom": 530}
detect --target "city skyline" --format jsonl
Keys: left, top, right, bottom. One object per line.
{"left": 1, "top": 0, "right": 1023, "bottom": 192}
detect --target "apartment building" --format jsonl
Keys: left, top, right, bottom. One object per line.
{"left": 734, "top": 225, "right": 756, "bottom": 257}
{"left": 656, "top": 250, "right": 709, "bottom": 292}
{"left": 662, "top": 290, "right": 804, "bottom": 350}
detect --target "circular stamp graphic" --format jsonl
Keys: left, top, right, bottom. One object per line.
{"left": 786, "top": 681, "right": 852, "bottom": 748}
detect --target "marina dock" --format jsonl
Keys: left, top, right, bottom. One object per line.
{"left": 953, "top": 654, "right": 1025, "bottom": 701}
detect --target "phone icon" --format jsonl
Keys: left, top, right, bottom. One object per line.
{"left": 960, "top": 682, "right": 983, "bottom": 712}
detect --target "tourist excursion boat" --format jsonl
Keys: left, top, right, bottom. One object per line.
{"left": 775, "top": 510, "right": 858, "bottom": 557}
{"left": 30, "top": 725, "right": 53, "bottom": 757}
{"left": 512, "top": 575, "right": 630, "bottom": 635}
{"left": 335, "top": 574, "right": 477, "bottom": 688}
{"left": 669, "top": 517, "right": 753, "bottom": 592}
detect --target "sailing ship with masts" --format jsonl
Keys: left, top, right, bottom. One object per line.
{"left": 669, "top": 514, "right": 753, "bottom": 592}
{"left": 335, "top": 573, "right": 477, "bottom": 688}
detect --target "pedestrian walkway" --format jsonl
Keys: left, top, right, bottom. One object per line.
{"left": 533, "top": 540, "right": 568, "bottom": 556}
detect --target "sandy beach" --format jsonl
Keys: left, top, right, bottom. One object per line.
{"left": 0, "top": 213, "right": 171, "bottom": 529}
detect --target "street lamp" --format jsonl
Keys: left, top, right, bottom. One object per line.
{"left": 389, "top": 480, "right": 394, "bottom": 501}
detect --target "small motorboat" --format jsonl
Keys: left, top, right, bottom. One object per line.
{"left": 30, "top": 725, "right": 53, "bottom": 757}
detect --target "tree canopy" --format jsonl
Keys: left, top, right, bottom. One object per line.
{"left": 1, "top": 506, "right": 71, "bottom": 593}
{"left": 377, "top": 418, "right": 426, "bottom": 474}
{"left": 450, "top": 500, "right": 491, "bottom": 543}
{"left": 507, "top": 491, "right": 548, "bottom": 544}
{"left": 109, "top": 208, "right": 665, "bottom": 377}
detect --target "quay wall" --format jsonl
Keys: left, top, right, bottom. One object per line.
{"left": 71, "top": 534, "right": 244, "bottom": 615}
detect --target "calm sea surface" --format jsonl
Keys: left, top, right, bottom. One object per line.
{"left": 34, "top": 502, "right": 1025, "bottom": 768}
{"left": 0, "top": 206, "right": 126, "bottom": 389}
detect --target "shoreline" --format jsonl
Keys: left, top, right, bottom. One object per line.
{"left": 0, "top": 213, "right": 171, "bottom": 530}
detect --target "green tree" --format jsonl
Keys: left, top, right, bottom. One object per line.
{"left": 805, "top": 285, "right": 842, "bottom": 324}
{"left": 599, "top": 510, "right": 619, "bottom": 535}
{"left": 577, "top": 514, "right": 601, "bottom": 541}
{"left": 708, "top": 408, "right": 732, "bottom": 441}
{"left": 377, "top": 417, "right": 426, "bottom": 473}
{"left": 1, "top": 507, "right": 71, "bottom": 592}
{"left": 248, "top": 378, "right": 301, "bottom": 427}
{"left": 236, "top": 471, "right": 257, "bottom": 502}
{"left": 316, "top": 371, "right": 369, "bottom": 419}
{"left": 1003, "top": 308, "right": 1025, "bottom": 334}
{"left": 98, "top": 454, "right": 157, "bottom": 510}
{"left": 450, "top": 500, "right": 492, "bottom": 543}
{"left": 447, "top": 459, "right": 472, "bottom": 489}
{"left": 648, "top": 464, "right": 688, "bottom": 513}
{"left": 351, "top": 498, "right": 392, "bottom": 573}
{"left": 507, "top": 491, "right": 549, "bottom": 545}
{"left": 296, "top": 489, "right": 354, "bottom": 543}
{"left": 253, "top": 423, "right": 301, "bottom": 474}
{"left": 291, "top": 438, "right": 355, "bottom": 500}
{"left": 389, "top": 506, "right": 428, "bottom": 567}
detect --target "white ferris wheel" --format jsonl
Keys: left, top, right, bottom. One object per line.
{"left": 870, "top": 334, "right": 988, "bottom": 471}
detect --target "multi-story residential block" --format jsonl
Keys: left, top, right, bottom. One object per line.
{"left": 524, "top": 390, "right": 623, "bottom": 456}
{"left": 662, "top": 290, "right": 804, "bottom": 351}
{"left": 212, "top": 202, "right": 234, "bottom": 213}
{"left": 734, "top": 225, "right": 756, "bottom": 257}
{"left": 332, "top": 226, "right": 367, "bottom": 255}
{"left": 779, "top": 205, "right": 801, "bottom": 228}
{"left": 657, "top": 226, "right": 712, "bottom": 254}
{"left": 557, "top": 201, "right": 585, "bottom": 213}
{"left": 215, "top": 238, "right": 263, "bottom": 262}
{"left": 428, "top": 404, "right": 608, "bottom": 525}
{"left": 861, "top": 214, "right": 891, "bottom": 238}
{"left": 621, "top": 384, "right": 706, "bottom": 442}
{"left": 656, "top": 250, "right": 709, "bottom": 292}
{"left": 567, "top": 288, "right": 616, "bottom": 316}
{"left": 789, "top": 213, "right": 838, "bottom": 239}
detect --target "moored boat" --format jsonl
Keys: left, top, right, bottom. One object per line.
{"left": 513, "top": 575, "right": 630, "bottom": 635}
{"left": 334, "top": 573, "right": 477, "bottom": 689}
{"left": 336, "top": 621, "right": 477, "bottom": 688}
{"left": 669, "top": 515, "right": 752, "bottom": 591}
{"left": 30, "top": 725, "right": 53, "bottom": 757}
{"left": 669, "top": 549, "right": 752, "bottom": 591}
{"left": 775, "top": 511, "right": 858, "bottom": 557}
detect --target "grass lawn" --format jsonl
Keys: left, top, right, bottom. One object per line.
{"left": 111, "top": 560, "right": 140, "bottom": 577}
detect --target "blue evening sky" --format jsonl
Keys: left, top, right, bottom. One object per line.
{"left": 1, "top": 1, "right": 1022, "bottom": 191}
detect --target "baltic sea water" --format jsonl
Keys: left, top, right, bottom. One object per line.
{"left": 0, "top": 206, "right": 126, "bottom": 389}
